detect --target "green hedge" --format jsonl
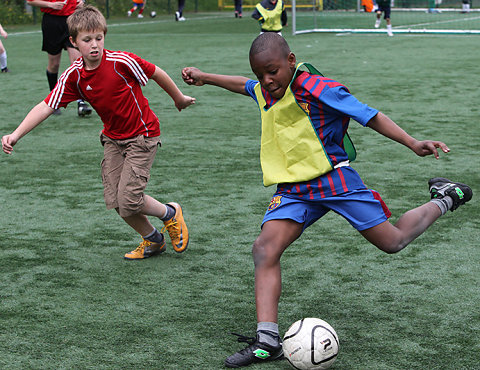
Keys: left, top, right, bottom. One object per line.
{"left": 0, "top": 0, "right": 220, "bottom": 26}
{"left": 0, "top": 0, "right": 33, "bottom": 25}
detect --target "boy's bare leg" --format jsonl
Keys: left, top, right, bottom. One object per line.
{"left": 360, "top": 202, "right": 442, "bottom": 254}
{"left": 119, "top": 195, "right": 171, "bottom": 234}
{"left": 120, "top": 195, "right": 171, "bottom": 260}
{"left": 66, "top": 46, "right": 82, "bottom": 64}
{"left": 140, "top": 194, "right": 169, "bottom": 218}
{"left": 224, "top": 219, "right": 303, "bottom": 367}
{"left": 47, "top": 53, "right": 61, "bottom": 74}
{"left": 253, "top": 219, "right": 304, "bottom": 323}
{"left": 119, "top": 211, "right": 155, "bottom": 236}
{"left": 121, "top": 195, "right": 189, "bottom": 254}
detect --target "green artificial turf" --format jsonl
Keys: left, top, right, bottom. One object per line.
{"left": 0, "top": 12, "right": 479, "bottom": 369}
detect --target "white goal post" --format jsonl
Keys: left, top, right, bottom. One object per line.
{"left": 291, "top": 0, "right": 480, "bottom": 35}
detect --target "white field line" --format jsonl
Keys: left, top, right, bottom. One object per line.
{"left": 7, "top": 13, "right": 230, "bottom": 37}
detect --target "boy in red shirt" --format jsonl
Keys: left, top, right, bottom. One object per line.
{"left": 2, "top": 5, "right": 195, "bottom": 259}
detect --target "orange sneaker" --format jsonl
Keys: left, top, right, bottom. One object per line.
{"left": 161, "top": 202, "right": 189, "bottom": 253}
{"left": 124, "top": 237, "right": 166, "bottom": 260}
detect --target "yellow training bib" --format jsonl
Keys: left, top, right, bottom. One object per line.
{"left": 256, "top": 0, "right": 283, "bottom": 32}
{"left": 254, "top": 63, "right": 334, "bottom": 187}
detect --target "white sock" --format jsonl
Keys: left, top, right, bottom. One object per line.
{"left": 0, "top": 51, "right": 7, "bottom": 69}
{"left": 387, "top": 24, "right": 392, "bottom": 31}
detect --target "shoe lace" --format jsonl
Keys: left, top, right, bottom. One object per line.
{"left": 231, "top": 333, "right": 256, "bottom": 346}
{"left": 161, "top": 219, "right": 179, "bottom": 238}
{"left": 133, "top": 238, "right": 149, "bottom": 253}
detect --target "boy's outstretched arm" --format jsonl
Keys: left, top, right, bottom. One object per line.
{"left": 2, "top": 101, "right": 54, "bottom": 155}
{"left": 182, "top": 67, "right": 250, "bottom": 96}
{"left": 367, "top": 112, "right": 450, "bottom": 159}
{"left": 151, "top": 66, "right": 195, "bottom": 111}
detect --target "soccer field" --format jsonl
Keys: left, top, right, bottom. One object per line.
{"left": 0, "top": 13, "right": 479, "bottom": 369}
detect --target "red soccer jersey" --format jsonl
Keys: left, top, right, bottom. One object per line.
{"left": 28, "top": 0, "right": 77, "bottom": 16}
{"left": 45, "top": 50, "right": 160, "bottom": 139}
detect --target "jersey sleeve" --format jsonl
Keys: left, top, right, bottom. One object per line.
{"left": 244, "top": 79, "right": 259, "bottom": 104}
{"left": 116, "top": 51, "right": 156, "bottom": 85}
{"left": 315, "top": 83, "right": 378, "bottom": 127}
{"left": 44, "top": 68, "right": 82, "bottom": 109}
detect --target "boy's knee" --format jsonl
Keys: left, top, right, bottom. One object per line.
{"left": 377, "top": 238, "right": 406, "bottom": 254}
{"left": 252, "top": 239, "right": 280, "bottom": 267}
{"left": 117, "top": 194, "right": 144, "bottom": 217}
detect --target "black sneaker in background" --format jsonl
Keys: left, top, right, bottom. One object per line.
{"left": 78, "top": 101, "right": 92, "bottom": 117}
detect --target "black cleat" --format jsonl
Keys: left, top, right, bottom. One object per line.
{"left": 429, "top": 177, "right": 472, "bottom": 211}
{"left": 78, "top": 101, "right": 92, "bottom": 117}
{"left": 224, "top": 332, "right": 283, "bottom": 368}
{"left": 1, "top": 67, "right": 9, "bottom": 73}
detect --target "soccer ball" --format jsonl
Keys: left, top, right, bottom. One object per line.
{"left": 283, "top": 318, "right": 339, "bottom": 370}
{"left": 150, "top": 11, "right": 157, "bottom": 18}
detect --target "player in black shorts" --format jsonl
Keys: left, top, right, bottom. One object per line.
{"left": 374, "top": 0, "right": 393, "bottom": 37}
{"left": 27, "top": 0, "right": 92, "bottom": 116}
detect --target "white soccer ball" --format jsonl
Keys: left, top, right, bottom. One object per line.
{"left": 150, "top": 11, "right": 157, "bottom": 18}
{"left": 283, "top": 318, "right": 339, "bottom": 370}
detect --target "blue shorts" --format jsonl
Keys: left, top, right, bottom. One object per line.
{"left": 132, "top": 2, "right": 144, "bottom": 8}
{"left": 262, "top": 189, "right": 391, "bottom": 232}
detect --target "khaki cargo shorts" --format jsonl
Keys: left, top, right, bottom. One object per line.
{"left": 100, "top": 133, "right": 161, "bottom": 217}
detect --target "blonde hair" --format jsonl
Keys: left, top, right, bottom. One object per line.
{"left": 67, "top": 5, "right": 107, "bottom": 41}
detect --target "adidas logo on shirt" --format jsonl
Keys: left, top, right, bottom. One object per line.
{"left": 86, "top": 85, "right": 93, "bottom": 91}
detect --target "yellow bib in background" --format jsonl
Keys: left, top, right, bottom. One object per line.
{"left": 256, "top": 0, "right": 283, "bottom": 32}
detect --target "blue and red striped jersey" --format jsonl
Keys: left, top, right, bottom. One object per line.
{"left": 245, "top": 71, "right": 378, "bottom": 200}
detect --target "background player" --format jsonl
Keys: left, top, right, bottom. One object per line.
{"left": 175, "top": 0, "right": 186, "bottom": 21}
{"left": 127, "top": 0, "right": 146, "bottom": 18}
{"left": 375, "top": 0, "right": 394, "bottom": 36}
{"left": 27, "top": 0, "right": 92, "bottom": 116}
{"left": 182, "top": 32, "right": 472, "bottom": 367}
{"left": 2, "top": 5, "right": 195, "bottom": 260}
{"left": 362, "top": 0, "right": 376, "bottom": 13}
{"left": 462, "top": 0, "right": 472, "bottom": 13}
{"left": 234, "top": 0, "right": 243, "bottom": 18}
{"left": 252, "top": 0, "right": 287, "bottom": 35}
{"left": 0, "top": 23, "right": 8, "bottom": 73}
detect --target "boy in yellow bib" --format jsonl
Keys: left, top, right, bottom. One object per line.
{"left": 252, "top": 0, "right": 287, "bottom": 34}
{"left": 182, "top": 33, "right": 472, "bottom": 367}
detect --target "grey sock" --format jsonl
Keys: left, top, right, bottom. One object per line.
{"left": 257, "top": 322, "right": 280, "bottom": 345}
{"left": 430, "top": 195, "right": 453, "bottom": 215}
{"left": 144, "top": 228, "right": 164, "bottom": 244}
{"left": 160, "top": 204, "right": 176, "bottom": 221}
